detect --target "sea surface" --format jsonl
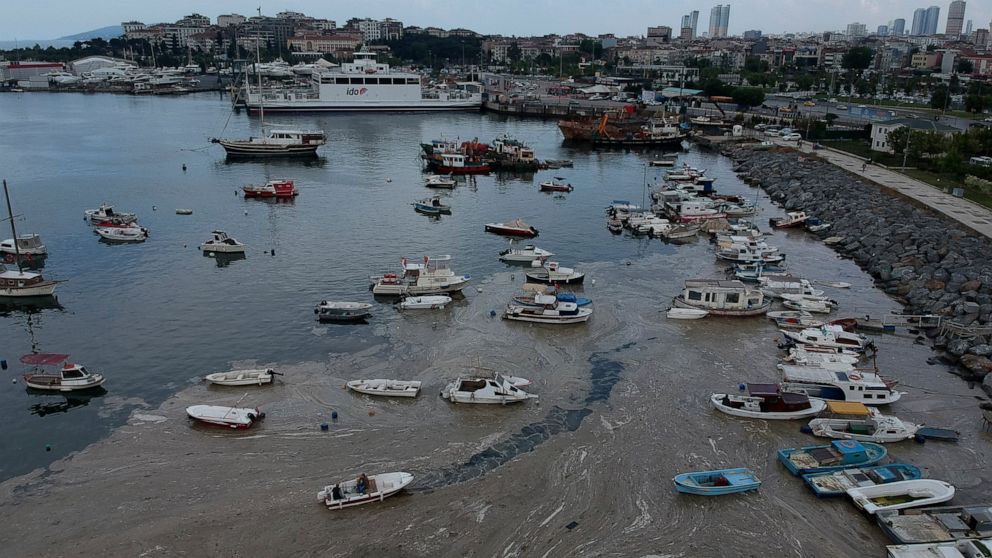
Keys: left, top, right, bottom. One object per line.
{"left": 0, "top": 91, "right": 731, "bottom": 480}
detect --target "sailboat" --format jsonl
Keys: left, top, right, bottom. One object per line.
{"left": 1, "top": 180, "right": 58, "bottom": 298}
{"left": 211, "top": 12, "right": 326, "bottom": 159}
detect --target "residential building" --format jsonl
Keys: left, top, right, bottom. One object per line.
{"left": 680, "top": 27, "right": 693, "bottom": 41}
{"left": 287, "top": 33, "right": 363, "bottom": 56}
{"left": 647, "top": 26, "right": 672, "bottom": 45}
{"left": 217, "top": 14, "right": 246, "bottom": 27}
{"left": 961, "top": 54, "right": 992, "bottom": 75}
{"left": 910, "top": 51, "right": 941, "bottom": 69}
{"left": 870, "top": 117, "right": 959, "bottom": 153}
{"left": 940, "top": 49, "right": 957, "bottom": 74}
{"left": 743, "top": 30, "right": 761, "bottom": 40}
{"left": 178, "top": 13, "right": 210, "bottom": 28}
{"left": 925, "top": 6, "right": 940, "bottom": 35}
{"left": 945, "top": 1, "right": 966, "bottom": 36}
{"left": 846, "top": 22, "right": 867, "bottom": 38}
{"left": 121, "top": 21, "right": 145, "bottom": 35}
{"left": 351, "top": 18, "right": 404, "bottom": 42}
{"left": 911, "top": 9, "right": 926, "bottom": 35}
{"left": 892, "top": 18, "right": 906, "bottom": 35}
{"left": 719, "top": 5, "right": 731, "bottom": 37}
{"left": 971, "top": 28, "right": 989, "bottom": 47}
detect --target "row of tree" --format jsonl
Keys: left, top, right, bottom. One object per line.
{"left": 885, "top": 125, "right": 992, "bottom": 178}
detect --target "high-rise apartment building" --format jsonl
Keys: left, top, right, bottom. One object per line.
{"left": 946, "top": 1, "right": 966, "bottom": 36}
{"left": 892, "top": 18, "right": 906, "bottom": 35}
{"left": 925, "top": 6, "right": 940, "bottom": 35}
{"left": 708, "top": 5, "right": 730, "bottom": 38}
{"left": 911, "top": 8, "right": 926, "bottom": 35}
{"left": 847, "top": 22, "right": 867, "bottom": 37}
{"left": 964, "top": 19, "right": 972, "bottom": 35}
{"left": 877, "top": 25, "right": 889, "bottom": 36}
{"left": 911, "top": 6, "right": 941, "bottom": 35}
{"left": 680, "top": 10, "right": 699, "bottom": 39}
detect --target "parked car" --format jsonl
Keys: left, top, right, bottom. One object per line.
{"left": 803, "top": 101, "right": 816, "bottom": 107}
{"left": 782, "top": 133, "right": 802, "bottom": 141}
{"left": 754, "top": 124, "right": 768, "bottom": 131}
{"left": 765, "top": 129, "right": 782, "bottom": 137}
{"left": 836, "top": 105, "right": 848, "bottom": 110}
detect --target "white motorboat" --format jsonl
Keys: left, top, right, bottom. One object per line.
{"left": 780, "top": 364, "right": 904, "bottom": 405}
{"left": 399, "top": 295, "right": 452, "bottom": 310}
{"left": 96, "top": 225, "right": 148, "bottom": 242}
{"left": 498, "top": 243, "right": 554, "bottom": 263}
{"left": 425, "top": 174, "right": 457, "bottom": 188}
{"left": 485, "top": 219, "right": 539, "bottom": 238}
{"left": 808, "top": 402, "right": 920, "bottom": 443}
{"left": 84, "top": 204, "right": 136, "bottom": 224}
{"left": 782, "top": 295, "right": 836, "bottom": 314}
{"left": 205, "top": 369, "right": 278, "bottom": 386}
{"left": 767, "top": 310, "right": 825, "bottom": 329}
{"left": 848, "top": 480, "right": 956, "bottom": 515}
{"left": 886, "top": 539, "right": 992, "bottom": 558}
{"left": 661, "top": 224, "right": 700, "bottom": 239}
{"left": 20, "top": 353, "right": 105, "bottom": 392}
{"left": 371, "top": 255, "right": 470, "bottom": 296}
{"left": 317, "top": 471, "right": 414, "bottom": 510}
{"left": 711, "top": 383, "right": 826, "bottom": 420}
{"left": 504, "top": 296, "right": 592, "bottom": 324}
{"left": 441, "top": 372, "right": 538, "bottom": 404}
{"left": 346, "top": 379, "right": 422, "bottom": 398}
{"left": 770, "top": 211, "right": 809, "bottom": 229}
{"left": 781, "top": 325, "right": 873, "bottom": 352}
{"left": 525, "top": 261, "right": 585, "bottom": 284}
{"left": 784, "top": 346, "right": 860, "bottom": 366}
{"left": 1, "top": 233, "right": 46, "bottom": 256}
{"left": 185, "top": 404, "right": 263, "bottom": 429}
{"left": 672, "top": 279, "right": 771, "bottom": 317}
{"left": 667, "top": 308, "right": 709, "bottom": 320}
{"left": 315, "top": 301, "right": 373, "bottom": 322}
{"left": 176, "top": 208, "right": 193, "bottom": 215}
{"left": 200, "top": 230, "right": 246, "bottom": 254}
{"left": 759, "top": 276, "right": 824, "bottom": 298}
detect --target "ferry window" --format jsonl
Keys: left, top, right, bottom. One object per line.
{"left": 381, "top": 78, "right": 394, "bottom": 85}
{"left": 849, "top": 386, "right": 855, "bottom": 390}
{"left": 350, "top": 78, "right": 363, "bottom": 85}
{"left": 687, "top": 291, "right": 702, "bottom": 301}
{"left": 726, "top": 293, "right": 740, "bottom": 304}
{"left": 335, "top": 78, "right": 348, "bottom": 85}
{"left": 407, "top": 78, "right": 419, "bottom": 85}
{"left": 366, "top": 78, "right": 378, "bottom": 85}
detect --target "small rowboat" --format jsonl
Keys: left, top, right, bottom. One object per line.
{"left": 186, "top": 404, "right": 263, "bottom": 429}
{"left": 673, "top": 468, "right": 761, "bottom": 496}
{"left": 205, "top": 369, "right": 279, "bottom": 386}
{"left": 778, "top": 440, "right": 887, "bottom": 475}
{"left": 347, "top": 379, "right": 422, "bottom": 398}
{"left": 176, "top": 208, "right": 193, "bottom": 215}
{"left": 317, "top": 472, "right": 414, "bottom": 510}
{"left": 667, "top": 308, "right": 708, "bottom": 320}
{"left": 803, "top": 464, "right": 922, "bottom": 497}
{"left": 848, "top": 479, "right": 956, "bottom": 515}
{"left": 96, "top": 225, "right": 148, "bottom": 242}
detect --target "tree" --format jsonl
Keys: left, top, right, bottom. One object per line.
{"left": 732, "top": 87, "right": 765, "bottom": 107}
{"left": 965, "top": 95, "right": 988, "bottom": 113}
{"left": 930, "top": 85, "right": 949, "bottom": 110}
{"left": 956, "top": 59, "right": 974, "bottom": 75}
{"left": 824, "top": 113, "right": 839, "bottom": 127}
{"left": 507, "top": 42, "right": 522, "bottom": 64}
{"left": 842, "top": 46, "right": 874, "bottom": 71}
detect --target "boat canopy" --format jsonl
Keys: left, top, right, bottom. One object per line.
{"left": 825, "top": 401, "right": 871, "bottom": 416}
{"left": 21, "top": 353, "right": 70, "bottom": 365}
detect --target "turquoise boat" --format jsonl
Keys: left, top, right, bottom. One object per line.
{"left": 802, "top": 464, "right": 921, "bottom": 497}
{"left": 673, "top": 467, "right": 761, "bottom": 496}
{"left": 778, "top": 440, "right": 887, "bottom": 476}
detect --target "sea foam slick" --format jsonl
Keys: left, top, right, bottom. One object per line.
{"left": 245, "top": 52, "right": 482, "bottom": 113}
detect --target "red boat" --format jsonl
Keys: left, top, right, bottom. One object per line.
{"left": 484, "top": 219, "right": 539, "bottom": 238}
{"left": 242, "top": 179, "right": 298, "bottom": 198}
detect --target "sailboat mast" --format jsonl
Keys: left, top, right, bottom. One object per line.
{"left": 256, "top": 7, "right": 264, "bottom": 125}
{"left": 2, "top": 180, "right": 24, "bottom": 273}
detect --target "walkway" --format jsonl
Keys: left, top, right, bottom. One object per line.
{"left": 779, "top": 139, "right": 992, "bottom": 240}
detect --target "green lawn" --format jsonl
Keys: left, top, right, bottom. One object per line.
{"left": 821, "top": 139, "right": 906, "bottom": 167}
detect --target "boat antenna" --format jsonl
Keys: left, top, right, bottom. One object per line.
{"left": 2, "top": 180, "right": 24, "bottom": 274}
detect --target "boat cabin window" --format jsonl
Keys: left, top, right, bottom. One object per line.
{"left": 687, "top": 290, "right": 702, "bottom": 301}
{"left": 366, "top": 78, "right": 378, "bottom": 85}
{"left": 349, "top": 77, "right": 363, "bottom": 85}
{"left": 407, "top": 78, "right": 420, "bottom": 85}
{"left": 725, "top": 293, "right": 740, "bottom": 304}
{"left": 335, "top": 78, "right": 348, "bottom": 85}
{"left": 63, "top": 368, "right": 84, "bottom": 379}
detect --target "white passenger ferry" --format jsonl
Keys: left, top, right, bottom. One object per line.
{"left": 245, "top": 52, "right": 483, "bottom": 113}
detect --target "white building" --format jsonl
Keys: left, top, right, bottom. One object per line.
{"left": 217, "top": 14, "right": 246, "bottom": 27}
{"left": 69, "top": 56, "right": 136, "bottom": 76}
{"left": 846, "top": 22, "right": 867, "bottom": 38}
{"left": 870, "top": 117, "right": 959, "bottom": 153}
{"left": 121, "top": 21, "right": 145, "bottom": 35}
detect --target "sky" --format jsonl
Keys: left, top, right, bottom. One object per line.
{"left": 2, "top": 0, "right": 991, "bottom": 40}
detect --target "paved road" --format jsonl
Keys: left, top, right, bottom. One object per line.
{"left": 775, "top": 138, "right": 992, "bottom": 239}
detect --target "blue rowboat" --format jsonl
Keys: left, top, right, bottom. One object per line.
{"left": 673, "top": 467, "right": 761, "bottom": 496}
{"left": 512, "top": 292, "right": 592, "bottom": 307}
{"left": 802, "top": 464, "right": 921, "bottom": 497}
{"left": 413, "top": 203, "right": 441, "bottom": 216}
{"left": 778, "top": 440, "right": 887, "bottom": 476}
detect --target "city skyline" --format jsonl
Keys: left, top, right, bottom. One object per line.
{"left": 2, "top": 0, "right": 992, "bottom": 41}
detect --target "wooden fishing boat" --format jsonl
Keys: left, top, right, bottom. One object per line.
{"left": 803, "top": 464, "right": 922, "bottom": 498}
{"left": 315, "top": 301, "right": 373, "bottom": 322}
{"left": 848, "top": 479, "right": 956, "bottom": 515}
{"left": 667, "top": 308, "right": 708, "bottom": 320}
{"left": 768, "top": 310, "right": 825, "bottom": 329}
{"left": 778, "top": 440, "right": 887, "bottom": 475}
{"left": 317, "top": 472, "right": 414, "bottom": 510}
{"left": 399, "top": 295, "right": 452, "bottom": 310}
{"left": 504, "top": 297, "right": 592, "bottom": 324}
{"left": 780, "top": 365, "right": 904, "bottom": 405}
{"left": 242, "top": 179, "right": 298, "bottom": 198}
{"left": 711, "top": 383, "right": 826, "bottom": 420}
{"left": 673, "top": 468, "right": 761, "bottom": 496}
{"left": 205, "top": 369, "right": 278, "bottom": 386}
{"left": 770, "top": 211, "right": 809, "bottom": 229}
{"left": 525, "top": 261, "right": 585, "bottom": 285}
{"left": 185, "top": 404, "right": 263, "bottom": 428}
{"left": 498, "top": 243, "right": 553, "bottom": 263}
{"left": 672, "top": 279, "right": 770, "bottom": 317}
{"left": 347, "top": 379, "right": 422, "bottom": 398}
{"left": 876, "top": 504, "right": 992, "bottom": 545}
{"left": 21, "top": 353, "right": 105, "bottom": 392}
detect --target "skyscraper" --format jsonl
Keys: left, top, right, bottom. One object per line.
{"left": 925, "top": 6, "right": 940, "bottom": 35}
{"left": 892, "top": 18, "right": 906, "bottom": 35}
{"left": 680, "top": 10, "right": 699, "bottom": 39}
{"left": 946, "top": 1, "right": 966, "bottom": 36}
{"left": 847, "top": 22, "right": 867, "bottom": 37}
{"left": 719, "top": 5, "right": 730, "bottom": 37}
{"left": 964, "top": 19, "right": 972, "bottom": 35}
{"left": 877, "top": 25, "right": 889, "bottom": 36}
{"left": 708, "top": 5, "right": 722, "bottom": 38}
{"left": 911, "top": 8, "right": 926, "bottom": 35}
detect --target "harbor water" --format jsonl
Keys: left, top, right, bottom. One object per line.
{"left": 0, "top": 92, "right": 989, "bottom": 557}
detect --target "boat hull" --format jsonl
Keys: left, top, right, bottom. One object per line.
{"left": 672, "top": 297, "right": 770, "bottom": 317}
{"left": 803, "top": 464, "right": 922, "bottom": 497}
{"left": 485, "top": 225, "right": 537, "bottom": 237}
{"left": 200, "top": 244, "right": 245, "bottom": 254}
{"left": 317, "top": 472, "right": 414, "bottom": 510}
{"left": 218, "top": 141, "right": 320, "bottom": 158}
{"left": 524, "top": 273, "right": 584, "bottom": 285}
{"left": 673, "top": 468, "right": 761, "bottom": 496}
{"left": 23, "top": 374, "right": 105, "bottom": 392}
{"left": 249, "top": 99, "right": 482, "bottom": 113}
{"left": 778, "top": 442, "right": 887, "bottom": 475}
{"left": 0, "top": 282, "right": 58, "bottom": 297}
{"left": 710, "top": 393, "right": 826, "bottom": 420}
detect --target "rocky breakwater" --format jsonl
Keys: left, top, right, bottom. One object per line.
{"left": 728, "top": 146, "right": 992, "bottom": 399}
